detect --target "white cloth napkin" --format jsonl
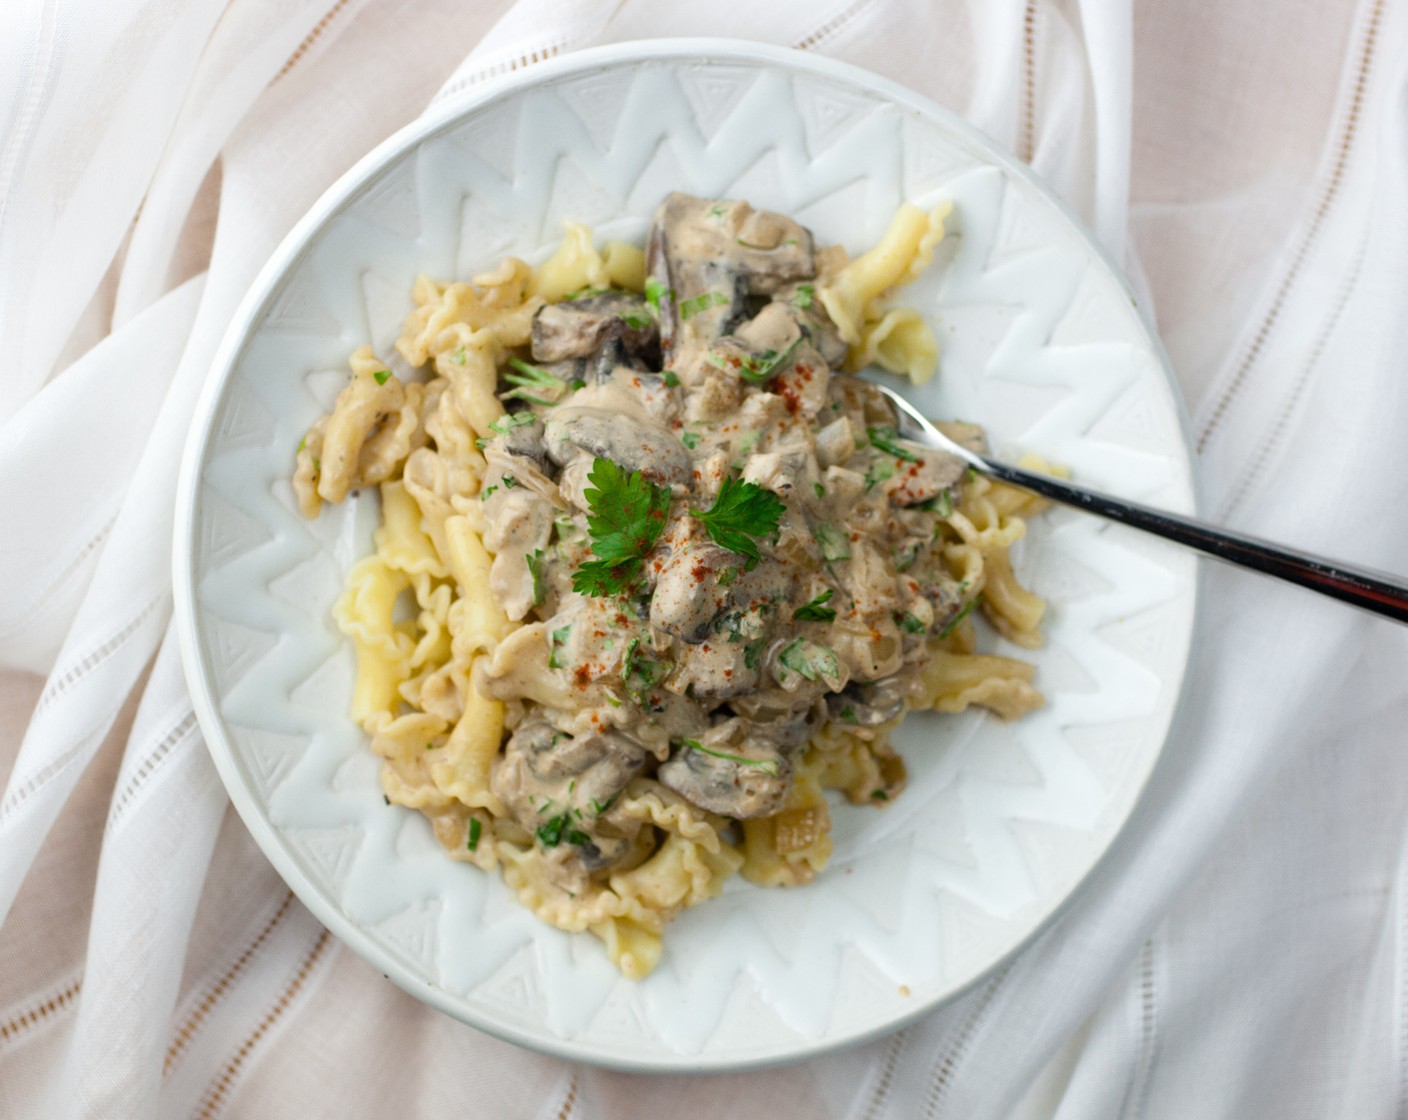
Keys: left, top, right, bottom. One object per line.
{"left": 2, "top": 1, "right": 1407, "bottom": 1116}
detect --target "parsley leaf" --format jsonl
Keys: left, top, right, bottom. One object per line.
{"left": 526, "top": 548, "right": 547, "bottom": 607}
{"left": 644, "top": 277, "right": 673, "bottom": 311}
{"left": 737, "top": 337, "right": 801, "bottom": 383}
{"left": 792, "top": 284, "right": 814, "bottom": 310}
{"left": 662, "top": 369, "right": 680, "bottom": 387}
{"left": 868, "top": 426, "right": 921, "bottom": 462}
{"left": 939, "top": 598, "right": 977, "bottom": 639}
{"left": 548, "top": 625, "right": 571, "bottom": 669}
{"left": 680, "top": 290, "right": 730, "bottom": 319}
{"left": 373, "top": 369, "right": 391, "bottom": 386}
{"left": 778, "top": 638, "right": 841, "bottom": 684}
{"left": 813, "top": 522, "right": 851, "bottom": 562}
{"left": 690, "top": 477, "right": 786, "bottom": 566}
{"left": 571, "top": 458, "right": 671, "bottom": 597}
{"left": 898, "top": 611, "right": 927, "bottom": 634}
{"left": 794, "top": 589, "right": 837, "bottom": 622}
{"left": 475, "top": 411, "right": 537, "bottom": 449}
{"left": 618, "top": 308, "right": 653, "bottom": 330}
{"left": 466, "top": 818, "right": 482, "bottom": 851}
{"left": 680, "top": 430, "right": 700, "bottom": 450}
{"left": 677, "top": 739, "right": 780, "bottom": 776}
{"left": 504, "top": 357, "right": 568, "bottom": 406}
{"left": 535, "top": 813, "right": 590, "bottom": 848}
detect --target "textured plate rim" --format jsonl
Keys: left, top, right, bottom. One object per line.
{"left": 173, "top": 37, "right": 1202, "bottom": 1074}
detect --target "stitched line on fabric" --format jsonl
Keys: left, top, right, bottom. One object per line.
{"left": 0, "top": 973, "right": 82, "bottom": 1049}
{"left": 32, "top": 593, "right": 166, "bottom": 718}
{"left": 1218, "top": 230, "right": 1367, "bottom": 523}
{"left": 1019, "top": 0, "right": 1039, "bottom": 163}
{"left": 793, "top": 0, "right": 877, "bottom": 51}
{"left": 164, "top": 891, "right": 297, "bottom": 1076}
{"left": 1195, "top": 0, "right": 1384, "bottom": 455}
{"left": 1118, "top": 938, "right": 1161, "bottom": 1120}
{"left": 104, "top": 709, "right": 198, "bottom": 836}
{"left": 554, "top": 1073, "right": 578, "bottom": 1120}
{"left": 432, "top": 41, "right": 566, "bottom": 105}
{"left": 0, "top": 514, "right": 116, "bottom": 643}
{"left": 0, "top": 725, "right": 102, "bottom": 825}
{"left": 858, "top": 1027, "right": 908, "bottom": 1120}
{"left": 920, "top": 966, "right": 1012, "bottom": 1118}
{"left": 274, "top": 0, "right": 356, "bottom": 83}
{"left": 189, "top": 929, "right": 333, "bottom": 1120}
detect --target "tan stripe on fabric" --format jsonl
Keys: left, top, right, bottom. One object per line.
{"left": 1019, "top": 0, "right": 1038, "bottom": 163}
{"left": 0, "top": 975, "right": 82, "bottom": 1046}
{"left": 1195, "top": 0, "right": 1384, "bottom": 454}
{"left": 190, "top": 929, "right": 333, "bottom": 1120}
{"left": 793, "top": 0, "right": 877, "bottom": 51}
{"left": 859, "top": 1027, "right": 908, "bottom": 1120}
{"left": 275, "top": 0, "right": 357, "bottom": 83}
{"left": 164, "top": 892, "right": 297, "bottom": 1076}
{"left": 921, "top": 967, "right": 1011, "bottom": 1117}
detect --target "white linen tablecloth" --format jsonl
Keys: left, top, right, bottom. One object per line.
{"left": 2, "top": 1, "right": 1407, "bottom": 1116}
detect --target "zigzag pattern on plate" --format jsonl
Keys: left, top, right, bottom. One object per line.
{"left": 188, "top": 57, "right": 1196, "bottom": 1065}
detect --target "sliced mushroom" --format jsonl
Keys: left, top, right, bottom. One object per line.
{"left": 827, "top": 677, "right": 907, "bottom": 727}
{"left": 649, "top": 538, "right": 786, "bottom": 645}
{"left": 647, "top": 193, "right": 816, "bottom": 358}
{"left": 530, "top": 292, "right": 656, "bottom": 363}
{"left": 543, "top": 405, "right": 691, "bottom": 486}
{"left": 658, "top": 737, "right": 791, "bottom": 819}
{"left": 491, "top": 722, "right": 647, "bottom": 870}
{"left": 883, "top": 449, "right": 967, "bottom": 507}
{"left": 670, "top": 638, "right": 759, "bottom": 701}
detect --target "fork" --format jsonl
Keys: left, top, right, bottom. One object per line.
{"left": 871, "top": 381, "right": 1408, "bottom": 624}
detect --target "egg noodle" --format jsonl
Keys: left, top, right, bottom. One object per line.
{"left": 292, "top": 194, "right": 1050, "bottom": 978}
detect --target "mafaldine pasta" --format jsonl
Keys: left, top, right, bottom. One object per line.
{"left": 292, "top": 192, "right": 1047, "bottom": 978}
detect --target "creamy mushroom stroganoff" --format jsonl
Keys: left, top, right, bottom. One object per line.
{"left": 293, "top": 193, "right": 1055, "bottom": 978}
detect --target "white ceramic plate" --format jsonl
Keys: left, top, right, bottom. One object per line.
{"left": 174, "top": 40, "right": 1198, "bottom": 1071}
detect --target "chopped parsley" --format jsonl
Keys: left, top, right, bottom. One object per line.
{"left": 548, "top": 624, "right": 571, "bottom": 669}
{"left": 618, "top": 308, "right": 653, "bottom": 330}
{"left": 662, "top": 370, "right": 680, "bottom": 387}
{"left": 870, "top": 790, "right": 889, "bottom": 802}
{"left": 792, "top": 284, "right": 814, "bottom": 310}
{"left": 475, "top": 411, "right": 537, "bottom": 449}
{"left": 679, "top": 290, "right": 730, "bottom": 319}
{"left": 572, "top": 457, "right": 671, "bottom": 597}
{"left": 864, "top": 458, "right": 896, "bottom": 491}
{"left": 504, "top": 357, "right": 568, "bottom": 405}
{"left": 677, "top": 739, "right": 780, "bottom": 776}
{"left": 466, "top": 818, "right": 482, "bottom": 851}
{"left": 373, "top": 369, "right": 391, "bottom": 386}
{"left": 680, "top": 430, "right": 700, "bottom": 450}
{"left": 479, "top": 485, "right": 498, "bottom": 501}
{"left": 920, "top": 490, "right": 954, "bottom": 517}
{"left": 526, "top": 548, "right": 547, "bottom": 607}
{"left": 737, "top": 337, "right": 801, "bottom": 383}
{"left": 297, "top": 435, "right": 307, "bottom": 453}
{"left": 813, "top": 482, "right": 825, "bottom": 498}
{"left": 716, "top": 565, "right": 739, "bottom": 588}
{"left": 536, "top": 813, "right": 590, "bottom": 848}
{"left": 839, "top": 705, "right": 859, "bottom": 724}
{"left": 588, "top": 792, "right": 620, "bottom": 816}
{"left": 813, "top": 522, "right": 851, "bottom": 562}
{"left": 689, "top": 477, "right": 787, "bottom": 568}
{"left": 450, "top": 347, "right": 466, "bottom": 364}
{"left": 898, "top": 611, "right": 927, "bottom": 635}
{"left": 778, "top": 638, "right": 841, "bottom": 683}
{"left": 744, "top": 641, "right": 763, "bottom": 670}
{"left": 867, "top": 426, "right": 920, "bottom": 462}
{"left": 794, "top": 589, "right": 837, "bottom": 622}
{"left": 623, "top": 637, "right": 668, "bottom": 702}
{"left": 939, "top": 599, "right": 978, "bottom": 639}
{"left": 644, "top": 277, "right": 673, "bottom": 311}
